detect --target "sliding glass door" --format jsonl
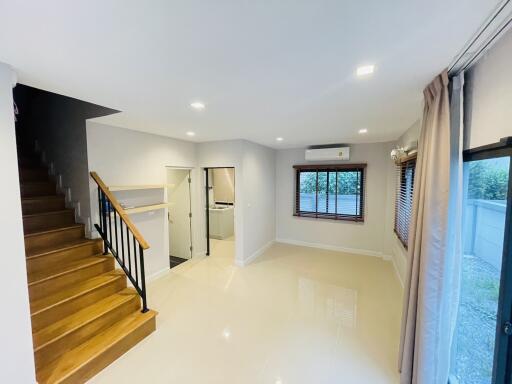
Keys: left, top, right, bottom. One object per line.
{"left": 450, "top": 139, "right": 512, "bottom": 384}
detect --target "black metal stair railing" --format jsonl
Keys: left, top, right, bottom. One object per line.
{"left": 90, "top": 172, "right": 149, "bottom": 313}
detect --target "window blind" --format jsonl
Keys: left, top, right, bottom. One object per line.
{"left": 293, "top": 164, "right": 366, "bottom": 222}
{"left": 394, "top": 155, "right": 416, "bottom": 248}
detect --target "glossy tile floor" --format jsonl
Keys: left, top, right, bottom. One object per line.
{"left": 89, "top": 239, "right": 402, "bottom": 384}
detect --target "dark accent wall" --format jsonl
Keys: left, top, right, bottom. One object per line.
{"left": 14, "top": 84, "right": 118, "bottom": 235}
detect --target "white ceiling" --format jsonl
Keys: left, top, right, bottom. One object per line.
{"left": 0, "top": 0, "right": 500, "bottom": 148}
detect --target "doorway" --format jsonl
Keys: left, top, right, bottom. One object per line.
{"left": 204, "top": 167, "right": 235, "bottom": 259}
{"left": 450, "top": 138, "right": 512, "bottom": 384}
{"left": 167, "top": 167, "right": 192, "bottom": 268}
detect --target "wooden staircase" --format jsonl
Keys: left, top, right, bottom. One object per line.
{"left": 18, "top": 146, "right": 156, "bottom": 383}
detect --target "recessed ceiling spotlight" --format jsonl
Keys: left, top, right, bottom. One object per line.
{"left": 190, "top": 101, "right": 205, "bottom": 110}
{"left": 186, "top": 131, "right": 196, "bottom": 137}
{"left": 276, "top": 137, "right": 284, "bottom": 142}
{"left": 358, "top": 128, "right": 368, "bottom": 134}
{"left": 356, "top": 65, "right": 375, "bottom": 77}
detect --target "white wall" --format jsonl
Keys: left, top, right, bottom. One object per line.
{"left": 87, "top": 125, "right": 277, "bottom": 272}
{"left": 0, "top": 63, "right": 36, "bottom": 383}
{"left": 241, "top": 141, "right": 276, "bottom": 262}
{"left": 385, "top": 120, "right": 421, "bottom": 285}
{"left": 395, "top": 120, "right": 421, "bottom": 150}
{"left": 212, "top": 168, "right": 235, "bottom": 203}
{"left": 464, "top": 27, "right": 512, "bottom": 149}
{"left": 86, "top": 122, "right": 199, "bottom": 280}
{"left": 197, "top": 140, "right": 276, "bottom": 265}
{"left": 276, "top": 143, "right": 393, "bottom": 258}
{"left": 196, "top": 140, "right": 244, "bottom": 263}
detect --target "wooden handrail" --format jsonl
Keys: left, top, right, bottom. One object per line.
{"left": 90, "top": 172, "right": 150, "bottom": 250}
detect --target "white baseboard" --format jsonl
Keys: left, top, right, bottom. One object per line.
{"left": 194, "top": 250, "right": 207, "bottom": 258}
{"left": 147, "top": 267, "right": 172, "bottom": 283}
{"left": 391, "top": 255, "right": 404, "bottom": 288}
{"left": 146, "top": 256, "right": 206, "bottom": 283}
{"left": 236, "top": 240, "right": 275, "bottom": 267}
{"left": 275, "top": 238, "right": 390, "bottom": 259}
{"left": 391, "top": 240, "right": 407, "bottom": 288}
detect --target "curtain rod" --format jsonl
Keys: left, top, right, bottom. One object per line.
{"left": 448, "top": 0, "right": 512, "bottom": 75}
{"left": 458, "top": 17, "right": 512, "bottom": 74}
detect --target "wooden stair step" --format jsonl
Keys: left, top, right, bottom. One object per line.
{"left": 21, "top": 181, "right": 56, "bottom": 197}
{"left": 23, "top": 209, "right": 75, "bottom": 234}
{"left": 19, "top": 166, "right": 49, "bottom": 182}
{"left": 36, "top": 309, "right": 157, "bottom": 384}
{"left": 26, "top": 237, "right": 101, "bottom": 257}
{"left": 14, "top": 148, "right": 158, "bottom": 381}
{"left": 30, "top": 270, "right": 127, "bottom": 332}
{"left": 25, "top": 224, "right": 85, "bottom": 253}
{"left": 33, "top": 288, "right": 141, "bottom": 370}
{"left": 28, "top": 256, "right": 113, "bottom": 284}
{"left": 22, "top": 195, "right": 65, "bottom": 215}
{"left": 28, "top": 256, "right": 115, "bottom": 301}
{"left": 26, "top": 238, "right": 103, "bottom": 275}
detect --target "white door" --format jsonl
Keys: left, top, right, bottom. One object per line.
{"left": 167, "top": 169, "right": 192, "bottom": 259}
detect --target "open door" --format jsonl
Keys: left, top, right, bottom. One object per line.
{"left": 167, "top": 168, "right": 192, "bottom": 263}
{"left": 204, "top": 167, "right": 235, "bottom": 258}
{"left": 450, "top": 138, "right": 512, "bottom": 383}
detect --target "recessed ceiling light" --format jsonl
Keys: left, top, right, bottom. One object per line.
{"left": 190, "top": 101, "right": 205, "bottom": 110}
{"left": 356, "top": 65, "right": 375, "bottom": 77}
{"left": 186, "top": 131, "right": 196, "bottom": 136}
{"left": 358, "top": 128, "right": 368, "bottom": 134}
{"left": 276, "top": 137, "right": 284, "bottom": 142}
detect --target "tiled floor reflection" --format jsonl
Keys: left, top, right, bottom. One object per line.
{"left": 89, "top": 240, "right": 402, "bottom": 384}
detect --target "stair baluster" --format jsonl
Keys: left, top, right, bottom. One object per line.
{"left": 90, "top": 172, "right": 150, "bottom": 313}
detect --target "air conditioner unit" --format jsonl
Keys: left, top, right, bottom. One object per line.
{"left": 305, "top": 147, "right": 350, "bottom": 161}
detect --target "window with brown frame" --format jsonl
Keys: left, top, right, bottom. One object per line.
{"left": 293, "top": 164, "right": 366, "bottom": 222}
{"left": 394, "top": 155, "right": 416, "bottom": 248}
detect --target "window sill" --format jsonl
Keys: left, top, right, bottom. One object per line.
{"left": 293, "top": 213, "right": 364, "bottom": 223}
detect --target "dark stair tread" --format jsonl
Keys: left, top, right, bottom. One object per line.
{"left": 21, "top": 181, "right": 55, "bottom": 186}
{"left": 23, "top": 209, "right": 74, "bottom": 218}
{"left": 24, "top": 221, "right": 77, "bottom": 235}
{"left": 24, "top": 224, "right": 83, "bottom": 238}
{"left": 20, "top": 181, "right": 56, "bottom": 190}
{"left": 22, "top": 195, "right": 64, "bottom": 201}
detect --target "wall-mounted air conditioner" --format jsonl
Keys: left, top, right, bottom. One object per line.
{"left": 305, "top": 146, "right": 350, "bottom": 161}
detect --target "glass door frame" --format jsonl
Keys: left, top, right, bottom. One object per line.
{"left": 205, "top": 168, "right": 211, "bottom": 256}
{"left": 166, "top": 166, "right": 194, "bottom": 260}
{"left": 204, "top": 166, "right": 235, "bottom": 257}
{"left": 462, "top": 137, "right": 512, "bottom": 383}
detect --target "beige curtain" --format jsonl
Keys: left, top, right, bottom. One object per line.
{"left": 399, "top": 70, "right": 464, "bottom": 383}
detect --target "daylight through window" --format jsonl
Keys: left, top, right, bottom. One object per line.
{"left": 294, "top": 164, "right": 366, "bottom": 222}
{"left": 394, "top": 155, "right": 416, "bottom": 248}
